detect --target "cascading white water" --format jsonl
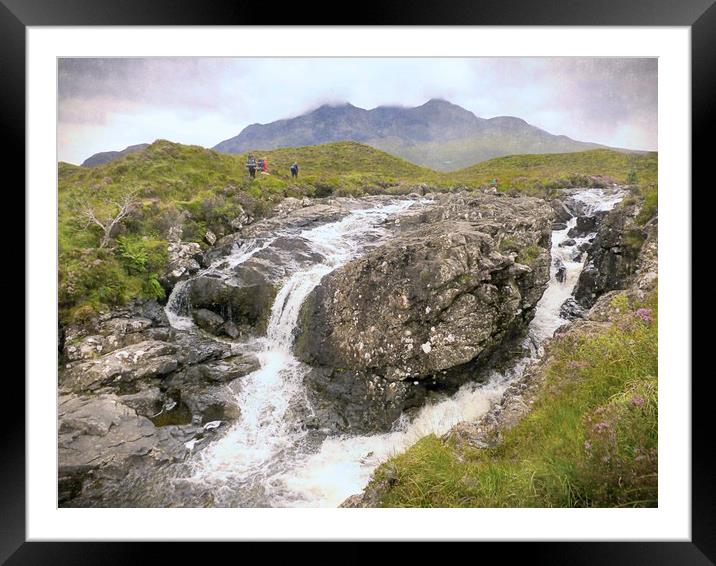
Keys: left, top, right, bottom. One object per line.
{"left": 186, "top": 200, "right": 421, "bottom": 505}
{"left": 184, "top": 188, "right": 625, "bottom": 508}
{"left": 164, "top": 238, "right": 275, "bottom": 330}
{"left": 530, "top": 187, "right": 625, "bottom": 343}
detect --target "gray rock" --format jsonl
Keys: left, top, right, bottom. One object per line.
{"left": 117, "top": 387, "right": 164, "bottom": 418}
{"left": 221, "top": 321, "right": 240, "bottom": 339}
{"left": 573, "top": 202, "right": 645, "bottom": 308}
{"left": 164, "top": 241, "right": 202, "bottom": 287}
{"left": 559, "top": 297, "right": 586, "bottom": 320}
{"left": 62, "top": 340, "right": 179, "bottom": 392}
{"left": 193, "top": 308, "right": 225, "bottom": 334}
{"left": 58, "top": 393, "right": 185, "bottom": 504}
{"left": 550, "top": 199, "right": 573, "bottom": 224}
{"left": 567, "top": 212, "right": 606, "bottom": 238}
{"left": 179, "top": 383, "right": 242, "bottom": 424}
{"left": 295, "top": 192, "right": 553, "bottom": 432}
{"left": 183, "top": 354, "right": 260, "bottom": 384}
{"left": 187, "top": 274, "right": 276, "bottom": 334}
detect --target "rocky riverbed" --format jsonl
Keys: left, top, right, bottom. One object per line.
{"left": 58, "top": 187, "right": 643, "bottom": 507}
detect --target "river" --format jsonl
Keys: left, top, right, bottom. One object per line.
{"left": 163, "top": 188, "right": 624, "bottom": 507}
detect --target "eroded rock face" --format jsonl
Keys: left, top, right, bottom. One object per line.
{"left": 186, "top": 236, "right": 328, "bottom": 336}
{"left": 573, "top": 202, "right": 647, "bottom": 308}
{"left": 295, "top": 192, "right": 553, "bottom": 432}
{"left": 567, "top": 213, "right": 606, "bottom": 238}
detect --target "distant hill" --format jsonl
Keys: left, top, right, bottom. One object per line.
{"left": 81, "top": 143, "right": 150, "bottom": 167}
{"left": 213, "top": 99, "right": 615, "bottom": 172}
{"left": 452, "top": 149, "right": 658, "bottom": 190}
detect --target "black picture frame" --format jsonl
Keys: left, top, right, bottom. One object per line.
{"left": 7, "top": 0, "right": 708, "bottom": 562}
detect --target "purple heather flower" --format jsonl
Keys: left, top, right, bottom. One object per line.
{"left": 631, "top": 395, "right": 646, "bottom": 407}
{"left": 635, "top": 308, "right": 653, "bottom": 324}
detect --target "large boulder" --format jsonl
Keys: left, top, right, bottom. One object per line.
{"left": 550, "top": 198, "right": 573, "bottom": 227}
{"left": 187, "top": 272, "right": 276, "bottom": 334}
{"left": 192, "top": 308, "right": 225, "bottom": 334}
{"left": 295, "top": 192, "right": 553, "bottom": 432}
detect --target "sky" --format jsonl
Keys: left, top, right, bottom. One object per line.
{"left": 58, "top": 57, "right": 657, "bottom": 165}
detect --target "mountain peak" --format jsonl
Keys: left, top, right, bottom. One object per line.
{"left": 213, "top": 99, "right": 608, "bottom": 171}
{"left": 314, "top": 101, "right": 357, "bottom": 111}
{"left": 422, "top": 98, "right": 452, "bottom": 106}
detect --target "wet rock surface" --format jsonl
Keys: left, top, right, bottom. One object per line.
{"left": 573, "top": 201, "right": 648, "bottom": 308}
{"left": 181, "top": 201, "right": 365, "bottom": 335}
{"left": 60, "top": 189, "right": 650, "bottom": 508}
{"left": 295, "top": 192, "right": 554, "bottom": 432}
{"left": 343, "top": 199, "right": 657, "bottom": 507}
{"left": 58, "top": 297, "right": 259, "bottom": 506}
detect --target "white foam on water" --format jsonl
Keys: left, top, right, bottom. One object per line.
{"left": 183, "top": 189, "right": 624, "bottom": 507}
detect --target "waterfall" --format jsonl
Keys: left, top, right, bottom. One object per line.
{"left": 164, "top": 238, "right": 275, "bottom": 330}
{"left": 184, "top": 189, "right": 624, "bottom": 508}
{"left": 186, "top": 200, "right": 420, "bottom": 505}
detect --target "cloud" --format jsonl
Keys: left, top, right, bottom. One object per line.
{"left": 58, "top": 57, "right": 657, "bottom": 164}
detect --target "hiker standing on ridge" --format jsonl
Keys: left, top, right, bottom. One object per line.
{"left": 290, "top": 162, "right": 299, "bottom": 179}
{"left": 247, "top": 153, "right": 257, "bottom": 179}
{"left": 261, "top": 157, "right": 268, "bottom": 173}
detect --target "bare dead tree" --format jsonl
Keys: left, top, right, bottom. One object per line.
{"left": 81, "top": 190, "right": 139, "bottom": 249}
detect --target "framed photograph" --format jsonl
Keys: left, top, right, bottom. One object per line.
{"left": 8, "top": 0, "right": 709, "bottom": 561}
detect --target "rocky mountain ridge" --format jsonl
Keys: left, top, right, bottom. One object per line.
{"left": 213, "top": 99, "right": 611, "bottom": 171}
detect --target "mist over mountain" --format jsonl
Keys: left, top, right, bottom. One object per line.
{"left": 212, "top": 99, "right": 612, "bottom": 171}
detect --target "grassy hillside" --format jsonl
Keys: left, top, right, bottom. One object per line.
{"left": 58, "top": 140, "right": 438, "bottom": 323}
{"left": 369, "top": 291, "right": 658, "bottom": 508}
{"left": 231, "top": 140, "right": 441, "bottom": 193}
{"left": 452, "top": 149, "right": 657, "bottom": 194}
{"left": 58, "top": 140, "right": 657, "bottom": 324}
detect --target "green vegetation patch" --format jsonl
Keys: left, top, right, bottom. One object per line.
{"left": 451, "top": 149, "right": 657, "bottom": 197}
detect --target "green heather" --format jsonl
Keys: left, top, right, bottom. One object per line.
{"left": 370, "top": 291, "right": 658, "bottom": 508}
{"left": 58, "top": 139, "right": 657, "bottom": 323}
